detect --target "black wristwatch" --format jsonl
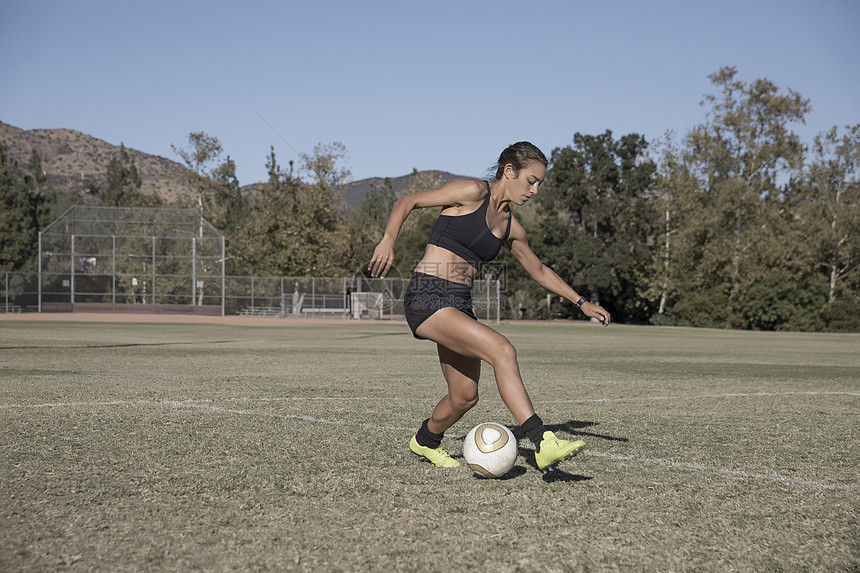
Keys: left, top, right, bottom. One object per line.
{"left": 575, "top": 296, "right": 587, "bottom": 308}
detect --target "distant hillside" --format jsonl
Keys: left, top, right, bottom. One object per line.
{"left": 0, "top": 122, "right": 195, "bottom": 204}
{"left": 341, "top": 170, "right": 464, "bottom": 211}
{"left": 0, "top": 121, "right": 463, "bottom": 210}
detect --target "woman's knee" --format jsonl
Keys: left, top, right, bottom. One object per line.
{"left": 488, "top": 338, "right": 518, "bottom": 371}
{"left": 450, "top": 388, "right": 479, "bottom": 412}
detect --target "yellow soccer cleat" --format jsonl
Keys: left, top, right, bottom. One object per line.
{"left": 409, "top": 434, "right": 461, "bottom": 467}
{"left": 534, "top": 431, "right": 586, "bottom": 471}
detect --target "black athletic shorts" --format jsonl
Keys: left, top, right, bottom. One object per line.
{"left": 403, "top": 272, "right": 477, "bottom": 339}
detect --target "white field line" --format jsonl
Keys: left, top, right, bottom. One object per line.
{"left": 2, "top": 392, "right": 858, "bottom": 492}
{"left": 0, "top": 397, "right": 425, "bottom": 410}
{"left": 583, "top": 451, "right": 859, "bottom": 492}
{"left": 536, "top": 390, "right": 860, "bottom": 404}
{"left": 163, "top": 401, "right": 418, "bottom": 432}
{"left": 2, "top": 390, "right": 857, "bottom": 411}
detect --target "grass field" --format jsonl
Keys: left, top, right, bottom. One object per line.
{"left": 1, "top": 317, "right": 858, "bottom": 572}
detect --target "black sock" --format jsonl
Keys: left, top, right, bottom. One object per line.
{"left": 415, "top": 418, "right": 443, "bottom": 449}
{"left": 520, "top": 414, "right": 547, "bottom": 452}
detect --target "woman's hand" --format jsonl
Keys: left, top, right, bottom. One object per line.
{"left": 582, "top": 302, "right": 611, "bottom": 326}
{"left": 368, "top": 237, "right": 395, "bottom": 278}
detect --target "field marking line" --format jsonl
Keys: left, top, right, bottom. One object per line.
{"left": 0, "top": 397, "right": 430, "bottom": 409}
{"left": 3, "top": 390, "right": 856, "bottom": 411}
{"left": 536, "top": 391, "right": 860, "bottom": 404}
{"left": 162, "top": 400, "right": 418, "bottom": 432}
{"left": 583, "top": 451, "right": 859, "bottom": 492}
{"left": 146, "top": 401, "right": 860, "bottom": 493}
{"left": 2, "top": 395, "right": 856, "bottom": 492}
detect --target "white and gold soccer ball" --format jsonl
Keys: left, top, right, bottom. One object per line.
{"left": 462, "top": 422, "right": 518, "bottom": 478}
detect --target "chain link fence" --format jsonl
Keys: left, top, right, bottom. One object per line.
{"left": 3, "top": 206, "right": 501, "bottom": 321}
{"left": 1, "top": 271, "right": 501, "bottom": 322}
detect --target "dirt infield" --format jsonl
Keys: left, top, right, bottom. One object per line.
{"left": 0, "top": 312, "right": 402, "bottom": 327}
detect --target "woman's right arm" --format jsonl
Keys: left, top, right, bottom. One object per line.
{"left": 367, "top": 194, "right": 414, "bottom": 278}
{"left": 367, "top": 179, "right": 482, "bottom": 278}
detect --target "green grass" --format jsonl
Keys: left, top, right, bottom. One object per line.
{"left": 1, "top": 319, "right": 858, "bottom": 571}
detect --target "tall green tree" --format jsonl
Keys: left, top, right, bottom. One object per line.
{"left": 681, "top": 66, "right": 810, "bottom": 327}
{"left": 23, "top": 148, "right": 83, "bottom": 223}
{"left": 23, "top": 149, "right": 55, "bottom": 229}
{"left": 205, "top": 155, "right": 247, "bottom": 235}
{"left": 172, "top": 132, "right": 248, "bottom": 274}
{"left": 534, "top": 130, "right": 658, "bottom": 323}
{"left": 236, "top": 145, "right": 352, "bottom": 276}
{"left": 646, "top": 136, "right": 729, "bottom": 327}
{"left": 103, "top": 144, "right": 160, "bottom": 207}
{"left": 171, "top": 131, "right": 227, "bottom": 214}
{"left": 0, "top": 142, "right": 47, "bottom": 271}
{"left": 797, "top": 124, "right": 860, "bottom": 330}
{"left": 25, "top": 149, "right": 47, "bottom": 192}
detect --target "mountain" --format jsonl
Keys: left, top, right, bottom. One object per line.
{"left": 0, "top": 121, "right": 195, "bottom": 203}
{"left": 0, "top": 122, "right": 464, "bottom": 209}
{"left": 341, "top": 170, "right": 464, "bottom": 211}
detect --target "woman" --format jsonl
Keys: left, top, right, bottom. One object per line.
{"left": 368, "top": 142, "right": 611, "bottom": 472}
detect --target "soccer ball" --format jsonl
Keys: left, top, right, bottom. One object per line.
{"left": 463, "top": 422, "right": 518, "bottom": 478}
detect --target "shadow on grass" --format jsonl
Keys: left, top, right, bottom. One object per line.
{"left": 546, "top": 420, "right": 629, "bottom": 443}
{"left": 468, "top": 465, "right": 529, "bottom": 481}
{"left": 539, "top": 467, "right": 593, "bottom": 484}
{"left": 455, "top": 419, "right": 617, "bottom": 482}
{"left": 500, "top": 420, "right": 627, "bottom": 444}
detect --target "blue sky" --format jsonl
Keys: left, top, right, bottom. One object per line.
{"left": 1, "top": 0, "right": 858, "bottom": 185}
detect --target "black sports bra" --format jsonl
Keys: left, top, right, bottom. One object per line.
{"left": 426, "top": 181, "right": 511, "bottom": 271}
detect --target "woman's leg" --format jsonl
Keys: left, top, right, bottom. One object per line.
{"left": 416, "top": 308, "right": 536, "bottom": 425}
{"left": 426, "top": 344, "right": 481, "bottom": 435}
{"left": 415, "top": 308, "right": 586, "bottom": 470}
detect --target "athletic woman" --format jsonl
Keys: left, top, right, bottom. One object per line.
{"left": 368, "top": 142, "right": 611, "bottom": 471}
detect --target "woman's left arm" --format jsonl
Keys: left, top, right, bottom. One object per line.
{"left": 507, "top": 217, "right": 611, "bottom": 326}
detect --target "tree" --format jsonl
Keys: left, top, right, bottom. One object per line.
{"left": 25, "top": 149, "right": 47, "bottom": 191}
{"left": 103, "top": 144, "right": 160, "bottom": 207}
{"left": 357, "top": 177, "right": 397, "bottom": 229}
{"left": 534, "top": 130, "right": 658, "bottom": 323}
{"left": 797, "top": 125, "right": 860, "bottom": 330}
{"left": 172, "top": 132, "right": 248, "bottom": 275}
{"left": 646, "top": 135, "right": 731, "bottom": 327}
{"left": 236, "top": 145, "right": 352, "bottom": 276}
{"left": 205, "top": 155, "right": 247, "bottom": 235}
{"left": 300, "top": 142, "right": 351, "bottom": 190}
{"left": 23, "top": 149, "right": 54, "bottom": 229}
{"left": 682, "top": 66, "right": 810, "bottom": 327}
{"left": 171, "top": 131, "right": 225, "bottom": 212}
{"left": 805, "top": 125, "right": 860, "bottom": 302}
{"left": 0, "top": 142, "right": 46, "bottom": 271}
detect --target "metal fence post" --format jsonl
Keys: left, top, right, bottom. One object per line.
{"left": 486, "top": 279, "right": 491, "bottom": 321}
{"left": 151, "top": 236, "right": 156, "bottom": 306}
{"left": 112, "top": 235, "right": 117, "bottom": 306}
{"left": 496, "top": 279, "right": 501, "bottom": 324}
{"left": 192, "top": 237, "right": 196, "bottom": 306}
{"left": 70, "top": 234, "right": 75, "bottom": 305}
{"left": 38, "top": 231, "right": 42, "bottom": 312}
{"left": 343, "top": 277, "right": 347, "bottom": 320}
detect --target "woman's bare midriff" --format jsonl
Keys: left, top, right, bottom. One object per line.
{"left": 413, "top": 244, "right": 478, "bottom": 286}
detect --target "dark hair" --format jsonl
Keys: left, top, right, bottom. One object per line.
{"left": 492, "top": 141, "right": 548, "bottom": 180}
